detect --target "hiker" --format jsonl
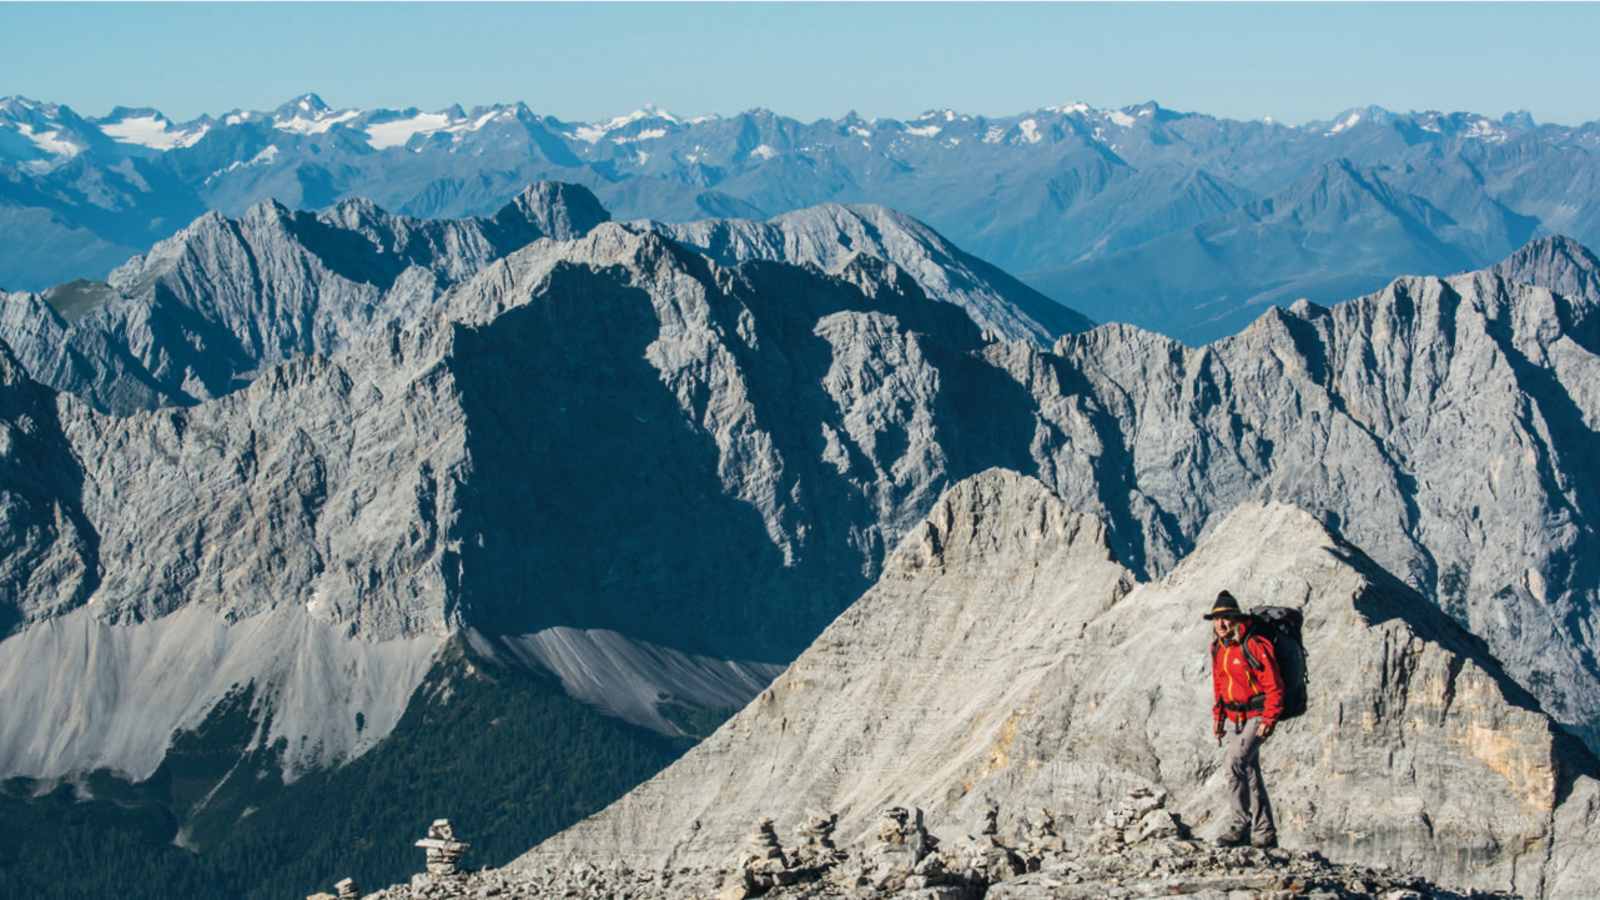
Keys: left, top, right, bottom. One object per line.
{"left": 1205, "top": 589, "right": 1284, "bottom": 849}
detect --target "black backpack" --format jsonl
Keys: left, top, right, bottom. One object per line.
{"left": 1240, "top": 606, "right": 1309, "bottom": 720}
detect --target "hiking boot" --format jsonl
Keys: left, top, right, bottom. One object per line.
{"left": 1251, "top": 834, "right": 1278, "bottom": 849}
{"left": 1214, "top": 828, "right": 1250, "bottom": 848}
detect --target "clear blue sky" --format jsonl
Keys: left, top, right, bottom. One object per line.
{"left": 3, "top": 2, "right": 1597, "bottom": 125}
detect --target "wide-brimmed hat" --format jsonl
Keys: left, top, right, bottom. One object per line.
{"left": 1202, "top": 590, "right": 1247, "bottom": 620}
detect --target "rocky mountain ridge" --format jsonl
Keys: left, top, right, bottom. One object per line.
{"left": 0, "top": 184, "right": 1084, "bottom": 417}
{"left": 519, "top": 472, "right": 1600, "bottom": 898}
{"left": 0, "top": 200, "right": 1087, "bottom": 785}
{"left": 1, "top": 191, "right": 1598, "bottom": 896}
{"left": 8, "top": 92, "right": 1600, "bottom": 341}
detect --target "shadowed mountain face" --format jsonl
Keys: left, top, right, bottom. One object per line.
{"left": 446, "top": 248, "right": 1039, "bottom": 658}
{"left": 8, "top": 94, "right": 1600, "bottom": 342}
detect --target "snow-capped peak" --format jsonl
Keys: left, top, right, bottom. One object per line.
{"left": 100, "top": 111, "right": 211, "bottom": 150}
{"left": 362, "top": 104, "right": 515, "bottom": 150}
{"left": 276, "top": 107, "right": 361, "bottom": 136}
{"left": 286, "top": 93, "right": 330, "bottom": 114}
{"left": 0, "top": 95, "right": 41, "bottom": 117}
{"left": 568, "top": 105, "right": 681, "bottom": 144}
{"left": 1326, "top": 111, "right": 1362, "bottom": 136}
{"left": 1463, "top": 117, "right": 1509, "bottom": 143}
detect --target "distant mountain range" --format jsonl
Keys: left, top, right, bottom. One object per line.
{"left": 7, "top": 94, "right": 1600, "bottom": 341}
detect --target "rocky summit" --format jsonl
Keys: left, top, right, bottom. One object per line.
{"left": 520, "top": 472, "right": 1600, "bottom": 898}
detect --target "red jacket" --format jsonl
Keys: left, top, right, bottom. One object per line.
{"left": 1211, "top": 622, "right": 1285, "bottom": 728}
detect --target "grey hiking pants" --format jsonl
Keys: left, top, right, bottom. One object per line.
{"left": 1224, "top": 717, "right": 1276, "bottom": 839}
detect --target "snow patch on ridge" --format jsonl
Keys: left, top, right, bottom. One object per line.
{"left": 276, "top": 108, "right": 360, "bottom": 136}
{"left": 612, "top": 128, "right": 668, "bottom": 144}
{"left": 1465, "top": 118, "right": 1509, "bottom": 143}
{"left": 205, "top": 145, "right": 279, "bottom": 183}
{"left": 12, "top": 121, "right": 81, "bottom": 158}
{"left": 366, "top": 112, "right": 452, "bottom": 149}
{"left": 361, "top": 108, "right": 508, "bottom": 149}
{"left": 101, "top": 115, "right": 210, "bottom": 150}
{"left": 569, "top": 108, "right": 674, "bottom": 144}
{"left": 1327, "top": 112, "right": 1362, "bottom": 136}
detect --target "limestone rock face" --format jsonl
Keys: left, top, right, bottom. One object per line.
{"left": 521, "top": 471, "right": 1600, "bottom": 898}
{"left": 1016, "top": 247, "right": 1600, "bottom": 749}
{"left": 0, "top": 343, "right": 98, "bottom": 631}
{"left": 657, "top": 203, "right": 1094, "bottom": 345}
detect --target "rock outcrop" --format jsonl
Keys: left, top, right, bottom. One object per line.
{"left": 656, "top": 203, "right": 1093, "bottom": 344}
{"left": 364, "top": 793, "right": 1477, "bottom": 899}
{"left": 520, "top": 472, "right": 1600, "bottom": 897}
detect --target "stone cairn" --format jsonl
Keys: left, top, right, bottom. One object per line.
{"left": 721, "top": 817, "right": 794, "bottom": 898}
{"left": 857, "top": 805, "right": 960, "bottom": 893}
{"left": 793, "top": 810, "right": 847, "bottom": 868}
{"left": 1018, "top": 806, "right": 1065, "bottom": 870}
{"left": 1088, "top": 785, "right": 1181, "bottom": 850}
{"left": 414, "top": 818, "right": 471, "bottom": 879}
{"left": 954, "top": 800, "right": 1024, "bottom": 885}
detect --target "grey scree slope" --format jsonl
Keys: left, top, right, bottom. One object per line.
{"left": 522, "top": 470, "right": 1600, "bottom": 899}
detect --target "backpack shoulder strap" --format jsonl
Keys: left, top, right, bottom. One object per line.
{"left": 1239, "top": 624, "right": 1266, "bottom": 672}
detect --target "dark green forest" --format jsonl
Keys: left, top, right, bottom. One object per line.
{"left": 0, "top": 642, "right": 699, "bottom": 899}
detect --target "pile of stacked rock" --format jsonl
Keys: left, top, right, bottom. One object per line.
{"left": 358, "top": 793, "right": 1484, "bottom": 899}
{"left": 950, "top": 801, "right": 1026, "bottom": 886}
{"left": 412, "top": 818, "right": 471, "bottom": 890}
{"left": 792, "top": 811, "right": 847, "bottom": 869}
{"left": 722, "top": 818, "right": 795, "bottom": 898}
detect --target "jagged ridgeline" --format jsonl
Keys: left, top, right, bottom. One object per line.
{"left": 0, "top": 184, "right": 1087, "bottom": 898}
{"left": 0, "top": 183, "right": 1598, "bottom": 897}
{"left": 9, "top": 94, "right": 1600, "bottom": 345}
